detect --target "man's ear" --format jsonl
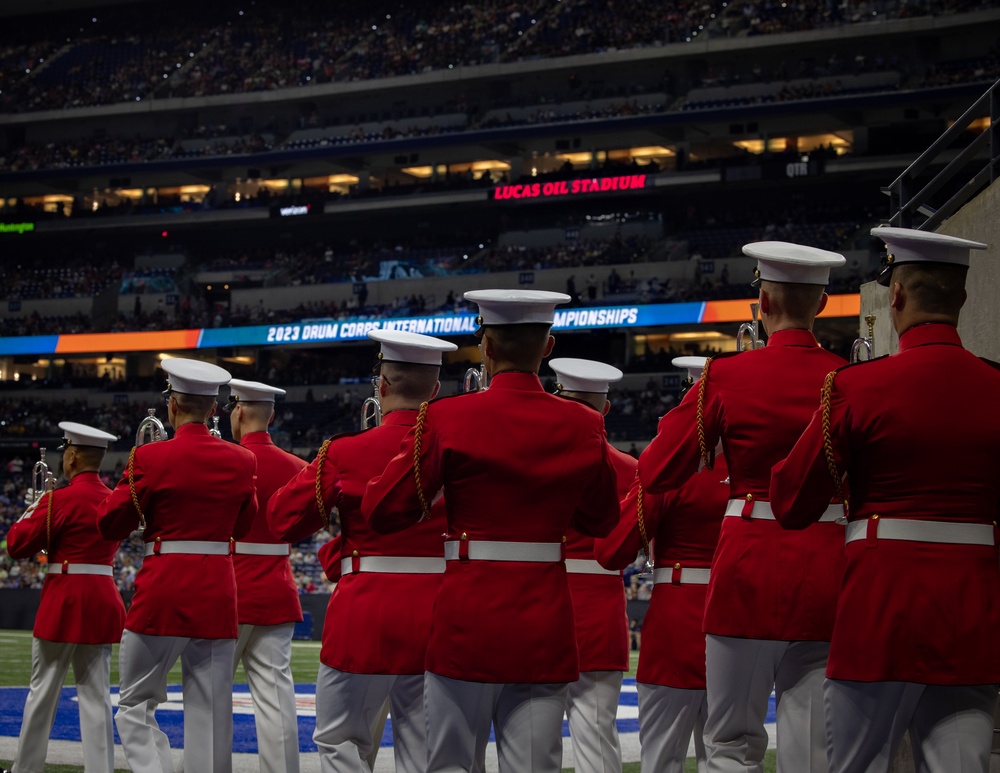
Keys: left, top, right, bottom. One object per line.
{"left": 758, "top": 289, "right": 770, "bottom": 315}
{"left": 482, "top": 332, "right": 495, "bottom": 359}
{"left": 816, "top": 292, "right": 829, "bottom": 315}
{"left": 378, "top": 378, "right": 389, "bottom": 399}
{"left": 542, "top": 334, "right": 555, "bottom": 358}
{"left": 602, "top": 399, "right": 611, "bottom": 417}
{"left": 431, "top": 381, "right": 441, "bottom": 400}
{"left": 889, "top": 281, "right": 904, "bottom": 310}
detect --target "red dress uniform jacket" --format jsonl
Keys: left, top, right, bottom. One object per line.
{"left": 637, "top": 329, "right": 847, "bottom": 641}
{"left": 317, "top": 535, "right": 342, "bottom": 582}
{"left": 6, "top": 472, "right": 126, "bottom": 645}
{"left": 268, "top": 411, "right": 447, "bottom": 675}
{"left": 771, "top": 323, "right": 1000, "bottom": 684}
{"left": 565, "top": 444, "right": 635, "bottom": 673}
{"left": 235, "top": 432, "right": 304, "bottom": 626}
{"left": 597, "top": 459, "right": 729, "bottom": 688}
{"left": 361, "top": 372, "right": 621, "bottom": 684}
{"left": 97, "top": 423, "right": 258, "bottom": 639}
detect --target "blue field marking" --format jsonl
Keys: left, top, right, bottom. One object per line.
{"left": 0, "top": 679, "right": 776, "bottom": 754}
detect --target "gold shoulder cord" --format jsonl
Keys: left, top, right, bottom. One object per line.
{"left": 696, "top": 357, "right": 714, "bottom": 471}
{"left": 635, "top": 479, "right": 652, "bottom": 567}
{"left": 127, "top": 446, "right": 146, "bottom": 530}
{"left": 413, "top": 401, "right": 431, "bottom": 519}
{"left": 314, "top": 438, "right": 333, "bottom": 530}
{"left": 45, "top": 489, "right": 54, "bottom": 555}
{"left": 821, "top": 371, "right": 847, "bottom": 509}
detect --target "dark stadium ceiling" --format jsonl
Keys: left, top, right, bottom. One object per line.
{"left": 0, "top": 0, "right": 153, "bottom": 17}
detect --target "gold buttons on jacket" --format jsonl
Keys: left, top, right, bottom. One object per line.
{"left": 352, "top": 549, "right": 359, "bottom": 557}
{"left": 460, "top": 532, "right": 468, "bottom": 541}
{"left": 674, "top": 562, "right": 681, "bottom": 570}
{"left": 746, "top": 493, "right": 754, "bottom": 502}
{"left": 871, "top": 514, "right": 879, "bottom": 521}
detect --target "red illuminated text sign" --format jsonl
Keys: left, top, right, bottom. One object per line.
{"left": 492, "top": 174, "right": 647, "bottom": 201}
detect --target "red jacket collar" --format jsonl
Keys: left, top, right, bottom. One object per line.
{"left": 174, "top": 422, "right": 209, "bottom": 437}
{"left": 380, "top": 409, "right": 418, "bottom": 427}
{"left": 765, "top": 328, "right": 819, "bottom": 348}
{"left": 488, "top": 371, "right": 544, "bottom": 391}
{"left": 240, "top": 431, "right": 274, "bottom": 446}
{"left": 898, "top": 323, "right": 962, "bottom": 352}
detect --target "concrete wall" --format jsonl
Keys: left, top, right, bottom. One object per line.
{"left": 860, "top": 178, "right": 1000, "bottom": 358}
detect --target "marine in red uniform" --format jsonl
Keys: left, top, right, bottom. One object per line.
{"left": 547, "top": 357, "right": 634, "bottom": 773}
{"left": 771, "top": 226, "right": 1000, "bottom": 773}
{"left": 97, "top": 358, "right": 258, "bottom": 773}
{"left": 596, "top": 357, "right": 730, "bottom": 773}
{"left": 637, "top": 244, "right": 848, "bottom": 773}
{"left": 227, "top": 378, "right": 307, "bottom": 773}
{"left": 268, "top": 329, "right": 457, "bottom": 773}
{"left": 362, "top": 290, "right": 621, "bottom": 773}
{"left": 5, "top": 422, "right": 125, "bottom": 773}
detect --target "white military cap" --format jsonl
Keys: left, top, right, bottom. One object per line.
{"left": 58, "top": 421, "right": 117, "bottom": 449}
{"left": 872, "top": 226, "right": 988, "bottom": 286}
{"left": 228, "top": 378, "right": 286, "bottom": 403}
{"left": 464, "top": 289, "right": 571, "bottom": 326}
{"left": 161, "top": 357, "right": 232, "bottom": 396}
{"left": 672, "top": 356, "right": 708, "bottom": 382}
{"left": 743, "top": 241, "right": 846, "bottom": 286}
{"left": 549, "top": 358, "right": 623, "bottom": 394}
{"left": 368, "top": 329, "right": 457, "bottom": 366}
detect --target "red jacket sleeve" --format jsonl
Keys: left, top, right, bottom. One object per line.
{"left": 363, "top": 421, "right": 442, "bottom": 535}
{"left": 771, "top": 376, "right": 850, "bottom": 529}
{"left": 637, "top": 379, "right": 721, "bottom": 495}
{"left": 5, "top": 492, "right": 54, "bottom": 559}
{"left": 595, "top": 472, "right": 660, "bottom": 570}
{"left": 97, "top": 458, "right": 146, "bottom": 541}
{"left": 267, "top": 450, "right": 339, "bottom": 544}
{"left": 317, "top": 535, "right": 342, "bottom": 581}
{"left": 569, "top": 431, "right": 622, "bottom": 538}
{"left": 231, "top": 454, "right": 258, "bottom": 541}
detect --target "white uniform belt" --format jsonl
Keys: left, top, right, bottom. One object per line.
{"left": 340, "top": 555, "right": 446, "bottom": 574}
{"left": 725, "top": 499, "right": 842, "bottom": 523}
{"left": 564, "top": 558, "right": 619, "bottom": 576}
{"left": 144, "top": 540, "right": 231, "bottom": 557}
{"left": 56, "top": 563, "right": 113, "bottom": 577}
{"left": 845, "top": 518, "right": 995, "bottom": 546}
{"left": 653, "top": 567, "right": 711, "bottom": 585}
{"left": 233, "top": 542, "right": 290, "bottom": 556}
{"left": 444, "top": 540, "right": 563, "bottom": 562}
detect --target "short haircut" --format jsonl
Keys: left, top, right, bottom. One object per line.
{"left": 894, "top": 263, "right": 967, "bottom": 317}
{"left": 381, "top": 361, "right": 440, "bottom": 401}
{"left": 482, "top": 323, "right": 552, "bottom": 370}
{"left": 72, "top": 446, "right": 106, "bottom": 470}
{"left": 761, "top": 281, "right": 826, "bottom": 322}
{"left": 237, "top": 401, "right": 275, "bottom": 423}
{"left": 172, "top": 392, "right": 218, "bottom": 419}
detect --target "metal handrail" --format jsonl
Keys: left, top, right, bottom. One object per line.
{"left": 884, "top": 78, "right": 1000, "bottom": 230}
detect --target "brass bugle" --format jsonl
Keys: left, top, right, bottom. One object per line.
{"left": 736, "top": 302, "right": 766, "bottom": 352}
{"left": 30, "top": 448, "right": 55, "bottom": 505}
{"left": 361, "top": 375, "right": 382, "bottom": 430}
{"left": 209, "top": 416, "right": 222, "bottom": 438}
{"left": 850, "top": 314, "right": 876, "bottom": 364}
{"left": 135, "top": 408, "right": 167, "bottom": 445}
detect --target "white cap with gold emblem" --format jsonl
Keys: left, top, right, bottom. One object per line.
{"left": 228, "top": 378, "right": 286, "bottom": 403}
{"left": 872, "top": 226, "right": 987, "bottom": 286}
{"left": 57, "top": 421, "right": 117, "bottom": 449}
{"left": 464, "top": 289, "right": 571, "bottom": 327}
{"left": 672, "top": 356, "right": 708, "bottom": 382}
{"left": 743, "top": 241, "right": 846, "bottom": 286}
{"left": 161, "top": 358, "right": 232, "bottom": 396}
{"left": 368, "top": 329, "right": 457, "bottom": 366}
{"left": 549, "top": 358, "right": 623, "bottom": 394}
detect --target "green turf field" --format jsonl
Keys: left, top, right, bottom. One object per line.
{"left": 0, "top": 630, "right": 776, "bottom": 772}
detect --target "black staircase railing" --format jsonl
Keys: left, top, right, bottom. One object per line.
{"left": 885, "top": 78, "right": 1000, "bottom": 230}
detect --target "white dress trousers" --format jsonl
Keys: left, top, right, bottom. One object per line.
{"left": 705, "top": 634, "right": 829, "bottom": 773}
{"left": 234, "top": 622, "right": 300, "bottom": 773}
{"left": 12, "top": 638, "right": 115, "bottom": 773}
{"left": 313, "top": 664, "right": 425, "bottom": 773}
{"left": 637, "top": 683, "right": 708, "bottom": 773}
{"left": 564, "top": 670, "right": 623, "bottom": 773}
{"left": 823, "top": 679, "right": 998, "bottom": 773}
{"left": 115, "top": 629, "right": 236, "bottom": 773}
{"left": 424, "top": 672, "right": 567, "bottom": 773}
